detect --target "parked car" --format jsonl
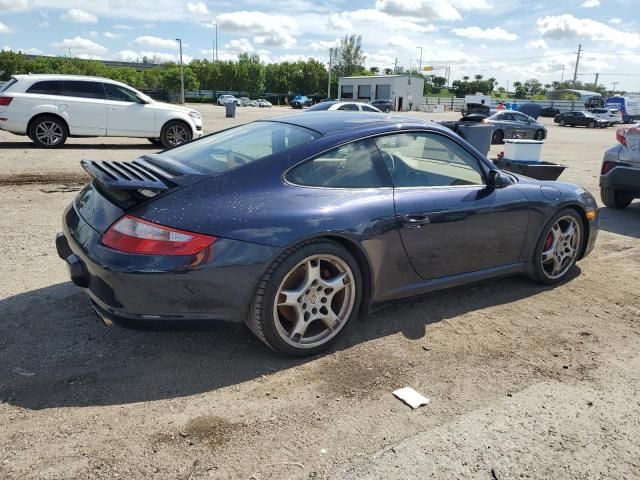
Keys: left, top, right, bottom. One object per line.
{"left": 554, "top": 111, "right": 609, "bottom": 128}
{"left": 540, "top": 107, "right": 560, "bottom": 117}
{"left": 291, "top": 95, "right": 312, "bottom": 109}
{"left": 238, "top": 97, "right": 251, "bottom": 107}
{"left": 485, "top": 110, "right": 547, "bottom": 144}
{"left": 0, "top": 74, "right": 203, "bottom": 148}
{"left": 600, "top": 123, "right": 640, "bottom": 209}
{"left": 369, "top": 99, "right": 394, "bottom": 113}
{"left": 306, "top": 101, "right": 382, "bottom": 112}
{"left": 462, "top": 102, "right": 490, "bottom": 117}
{"left": 257, "top": 99, "right": 272, "bottom": 108}
{"left": 217, "top": 94, "right": 239, "bottom": 106}
{"left": 588, "top": 108, "right": 623, "bottom": 125}
{"left": 248, "top": 100, "right": 258, "bottom": 107}
{"left": 56, "top": 112, "right": 599, "bottom": 356}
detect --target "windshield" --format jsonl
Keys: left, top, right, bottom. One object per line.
{"left": 162, "top": 121, "right": 320, "bottom": 175}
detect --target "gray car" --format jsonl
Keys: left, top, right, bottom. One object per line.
{"left": 486, "top": 110, "right": 547, "bottom": 144}
{"left": 600, "top": 123, "right": 640, "bottom": 208}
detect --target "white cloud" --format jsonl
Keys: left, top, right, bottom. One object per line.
{"left": 609, "top": 18, "right": 622, "bottom": 24}
{"left": 0, "top": 22, "right": 12, "bottom": 34}
{"left": 2, "top": 46, "right": 43, "bottom": 55}
{"left": 309, "top": 39, "right": 340, "bottom": 51}
{"left": 88, "top": 30, "right": 99, "bottom": 39}
{"left": 60, "top": 9, "right": 98, "bottom": 24}
{"left": 525, "top": 39, "right": 547, "bottom": 49}
{"left": 374, "top": 0, "right": 490, "bottom": 21}
{"left": 537, "top": 14, "right": 640, "bottom": 46}
{"left": 0, "top": 0, "right": 29, "bottom": 11}
{"left": 224, "top": 38, "right": 254, "bottom": 53}
{"left": 133, "top": 35, "right": 178, "bottom": 49}
{"left": 333, "top": 10, "right": 437, "bottom": 33}
{"left": 387, "top": 35, "right": 413, "bottom": 48}
{"left": 452, "top": 26, "right": 518, "bottom": 41}
{"left": 581, "top": 0, "right": 600, "bottom": 7}
{"left": 115, "top": 50, "right": 140, "bottom": 61}
{"left": 37, "top": 20, "right": 49, "bottom": 28}
{"left": 216, "top": 11, "right": 297, "bottom": 48}
{"left": 114, "top": 24, "right": 133, "bottom": 30}
{"left": 254, "top": 31, "right": 296, "bottom": 48}
{"left": 51, "top": 36, "right": 107, "bottom": 55}
{"left": 186, "top": 2, "right": 208, "bottom": 15}
{"left": 326, "top": 13, "right": 352, "bottom": 30}
{"left": 103, "top": 32, "right": 122, "bottom": 39}
{"left": 115, "top": 50, "right": 192, "bottom": 63}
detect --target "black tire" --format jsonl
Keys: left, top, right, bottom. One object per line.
{"left": 147, "top": 138, "right": 162, "bottom": 146}
{"left": 384, "top": 107, "right": 391, "bottom": 113}
{"left": 160, "top": 120, "right": 192, "bottom": 149}
{"left": 246, "top": 240, "right": 362, "bottom": 356}
{"left": 559, "top": 119, "right": 566, "bottom": 126}
{"left": 587, "top": 121, "right": 596, "bottom": 128}
{"left": 492, "top": 129, "right": 504, "bottom": 144}
{"left": 530, "top": 208, "right": 584, "bottom": 285}
{"left": 600, "top": 187, "right": 633, "bottom": 209}
{"left": 534, "top": 129, "right": 545, "bottom": 141}
{"left": 29, "top": 116, "right": 68, "bottom": 148}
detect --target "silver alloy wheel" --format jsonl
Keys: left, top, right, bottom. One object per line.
{"left": 35, "top": 120, "right": 64, "bottom": 146}
{"left": 165, "top": 124, "right": 190, "bottom": 146}
{"left": 273, "top": 254, "right": 356, "bottom": 349}
{"left": 541, "top": 215, "right": 581, "bottom": 280}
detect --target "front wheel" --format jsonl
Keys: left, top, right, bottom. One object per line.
{"left": 601, "top": 187, "right": 633, "bottom": 209}
{"left": 531, "top": 209, "right": 584, "bottom": 285}
{"left": 559, "top": 119, "right": 566, "bottom": 126}
{"left": 492, "top": 129, "right": 504, "bottom": 144}
{"left": 160, "top": 120, "right": 192, "bottom": 149}
{"left": 246, "top": 240, "right": 362, "bottom": 356}
{"left": 534, "top": 129, "right": 545, "bottom": 140}
{"left": 384, "top": 107, "right": 391, "bottom": 113}
{"left": 587, "top": 121, "right": 596, "bottom": 128}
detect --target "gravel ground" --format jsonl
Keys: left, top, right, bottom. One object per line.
{"left": 0, "top": 105, "right": 639, "bottom": 480}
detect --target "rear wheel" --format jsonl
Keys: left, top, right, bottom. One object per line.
{"left": 160, "top": 120, "right": 192, "bottom": 148}
{"left": 534, "top": 129, "right": 545, "bottom": 140}
{"left": 600, "top": 187, "right": 633, "bottom": 209}
{"left": 531, "top": 209, "right": 583, "bottom": 285}
{"left": 559, "top": 119, "right": 566, "bottom": 126}
{"left": 246, "top": 240, "right": 362, "bottom": 356}
{"left": 384, "top": 107, "right": 391, "bottom": 113}
{"left": 588, "top": 121, "right": 596, "bottom": 128}
{"left": 492, "top": 129, "right": 504, "bottom": 144}
{"left": 29, "top": 116, "right": 68, "bottom": 148}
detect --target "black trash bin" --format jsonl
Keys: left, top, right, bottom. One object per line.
{"left": 225, "top": 102, "right": 237, "bottom": 118}
{"left": 436, "top": 120, "right": 493, "bottom": 157}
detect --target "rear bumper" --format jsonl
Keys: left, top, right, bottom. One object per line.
{"left": 600, "top": 166, "right": 640, "bottom": 194}
{"left": 57, "top": 203, "right": 280, "bottom": 324}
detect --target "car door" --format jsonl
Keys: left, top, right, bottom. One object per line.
{"left": 103, "top": 83, "right": 156, "bottom": 137}
{"left": 58, "top": 80, "right": 107, "bottom": 136}
{"left": 374, "top": 131, "right": 530, "bottom": 280}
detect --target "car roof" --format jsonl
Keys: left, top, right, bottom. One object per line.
{"left": 14, "top": 74, "right": 130, "bottom": 87}
{"left": 259, "top": 111, "right": 437, "bottom": 136}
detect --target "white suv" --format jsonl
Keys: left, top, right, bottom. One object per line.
{"left": 0, "top": 74, "right": 203, "bottom": 148}
{"left": 217, "top": 94, "right": 239, "bottom": 106}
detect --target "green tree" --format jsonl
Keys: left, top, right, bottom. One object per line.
{"left": 333, "top": 34, "right": 366, "bottom": 78}
{"left": 161, "top": 66, "right": 199, "bottom": 93}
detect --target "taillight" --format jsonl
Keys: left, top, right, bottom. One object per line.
{"left": 601, "top": 161, "right": 616, "bottom": 174}
{"left": 102, "top": 215, "right": 216, "bottom": 256}
{"left": 616, "top": 127, "right": 627, "bottom": 147}
{"left": 0, "top": 96, "right": 13, "bottom": 106}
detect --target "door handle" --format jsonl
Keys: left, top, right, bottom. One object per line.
{"left": 402, "top": 214, "right": 430, "bottom": 228}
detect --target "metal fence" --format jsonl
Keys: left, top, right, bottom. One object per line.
{"left": 424, "top": 96, "right": 588, "bottom": 113}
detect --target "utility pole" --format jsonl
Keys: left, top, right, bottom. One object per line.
{"left": 560, "top": 65, "right": 565, "bottom": 83}
{"left": 611, "top": 81, "right": 619, "bottom": 94}
{"left": 416, "top": 46, "right": 422, "bottom": 72}
{"left": 214, "top": 23, "right": 218, "bottom": 62}
{"left": 594, "top": 72, "right": 599, "bottom": 89}
{"left": 327, "top": 48, "right": 333, "bottom": 98}
{"left": 394, "top": 58, "right": 398, "bottom": 74}
{"left": 572, "top": 43, "right": 582, "bottom": 87}
{"left": 176, "top": 38, "right": 185, "bottom": 105}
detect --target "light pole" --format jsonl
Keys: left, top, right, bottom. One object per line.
{"left": 213, "top": 23, "right": 218, "bottom": 62}
{"left": 327, "top": 47, "right": 334, "bottom": 99}
{"left": 416, "top": 46, "right": 422, "bottom": 72}
{"left": 176, "top": 38, "right": 185, "bottom": 105}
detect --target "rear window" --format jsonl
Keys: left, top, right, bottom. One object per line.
{"left": 1, "top": 78, "right": 17, "bottom": 92}
{"left": 60, "top": 81, "right": 104, "bottom": 99}
{"left": 163, "top": 121, "right": 320, "bottom": 175}
{"left": 26, "top": 80, "right": 62, "bottom": 95}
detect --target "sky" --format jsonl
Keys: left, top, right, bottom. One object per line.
{"left": 1, "top": 0, "right": 639, "bottom": 91}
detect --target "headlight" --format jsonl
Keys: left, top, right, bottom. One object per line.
{"left": 188, "top": 111, "right": 201, "bottom": 120}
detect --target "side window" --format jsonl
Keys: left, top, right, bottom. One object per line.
{"left": 103, "top": 83, "right": 141, "bottom": 103}
{"left": 26, "top": 80, "right": 62, "bottom": 95}
{"left": 361, "top": 105, "right": 378, "bottom": 112}
{"left": 337, "top": 104, "right": 358, "bottom": 111}
{"left": 60, "top": 81, "right": 104, "bottom": 99}
{"left": 287, "top": 140, "right": 383, "bottom": 188}
{"left": 375, "top": 133, "right": 484, "bottom": 188}
{"left": 502, "top": 113, "right": 514, "bottom": 121}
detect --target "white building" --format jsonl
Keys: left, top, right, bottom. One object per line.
{"left": 337, "top": 75, "right": 425, "bottom": 111}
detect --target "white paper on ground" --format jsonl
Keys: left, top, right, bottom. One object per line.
{"left": 392, "top": 387, "right": 430, "bottom": 409}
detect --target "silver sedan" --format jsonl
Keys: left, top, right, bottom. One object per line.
{"left": 486, "top": 111, "right": 548, "bottom": 144}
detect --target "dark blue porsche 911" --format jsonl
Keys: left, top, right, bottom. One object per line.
{"left": 56, "top": 112, "right": 599, "bottom": 356}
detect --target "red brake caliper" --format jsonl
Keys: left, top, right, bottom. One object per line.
{"left": 544, "top": 231, "right": 554, "bottom": 250}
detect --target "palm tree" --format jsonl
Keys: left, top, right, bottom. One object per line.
{"left": 383, "top": 68, "right": 393, "bottom": 75}
{"left": 474, "top": 74, "right": 483, "bottom": 81}
{"left": 369, "top": 66, "right": 379, "bottom": 74}
{"left": 462, "top": 75, "right": 469, "bottom": 82}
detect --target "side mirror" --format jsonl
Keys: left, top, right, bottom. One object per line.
{"left": 487, "top": 169, "right": 511, "bottom": 189}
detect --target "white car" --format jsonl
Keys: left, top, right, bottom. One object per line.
{"left": 256, "top": 99, "right": 272, "bottom": 108}
{"left": 588, "top": 108, "right": 623, "bottom": 125}
{"left": 217, "top": 94, "right": 239, "bottom": 106}
{"left": 0, "top": 74, "right": 203, "bottom": 148}
{"left": 305, "top": 101, "right": 382, "bottom": 112}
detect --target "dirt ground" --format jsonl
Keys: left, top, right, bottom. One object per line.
{"left": 0, "top": 105, "right": 639, "bottom": 480}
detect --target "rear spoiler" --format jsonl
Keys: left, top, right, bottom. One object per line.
{"left": 81, "top": 157, "right": 188, "bottom": 192}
